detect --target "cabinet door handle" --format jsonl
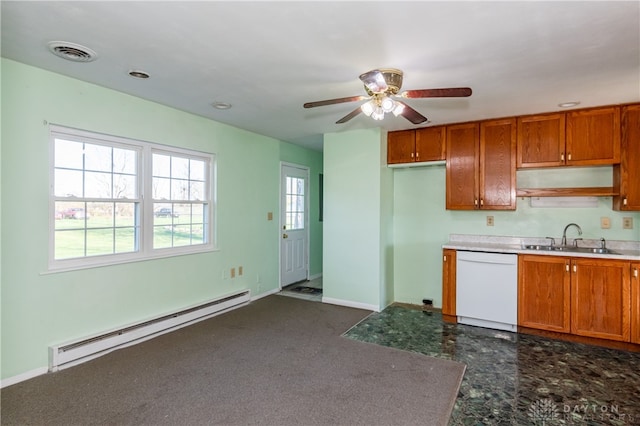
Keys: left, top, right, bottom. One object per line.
{"left": 623, "top": 197, "right": 628, "bottom": 206}
{"left": 411, "top": 152, "right": 414, "bottom": 159}
{"left": 634, "top": 268, "right": 638, "bottom": 278}
{"left": 566, "top": 263, "right": 570, "bottom": 272}
{"left": 480, "top": 198, "right": 484, "bottom": 207}
{"left": 573, "top": 264, "right": 577, "bottom": 273}
{"left": 474, "top": 198, "right": 478, "bottom": 207}
{"left": 416, "top": 152, "right": 420, "bottom": 159}
{"left": 567, "top": 153, "right": 572, "bottom": 161}
{"left": 443, "top": 255, "right": 447, "bottom": 262}
{"left": 561, "top": 152, "right": 565, "bottom": 161}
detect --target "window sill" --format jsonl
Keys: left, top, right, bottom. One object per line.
{"left": 43, "top": 245, "right": 219, "bottom": 275}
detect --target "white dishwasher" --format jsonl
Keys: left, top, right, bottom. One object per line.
{"left": 456, "top": 250, "right": 518, "bottom": 332}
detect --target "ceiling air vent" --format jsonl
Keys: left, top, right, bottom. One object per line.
{"left": 47, "top": 41, "right": 97, "bottom": 62}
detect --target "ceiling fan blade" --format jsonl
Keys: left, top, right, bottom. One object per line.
{"left": 396, "top": 101, "right": 428, "bottom": 124}
{"left": 304, "top": 95, "right": 366, "bottom": 109}
{"left": 401, "top": 87, "right": 472, "bottom": 99}
{"left": 336, "top": 106, "right": 363, "bottom": 124}
{"left": 359, "top": 69, "right": 388, "bottom": 93}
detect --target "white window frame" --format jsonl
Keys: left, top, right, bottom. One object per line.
{"left": 48, "top": 124, "right": 216, "bottom": 272}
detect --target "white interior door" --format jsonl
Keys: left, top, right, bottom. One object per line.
{"left": 280, "top": 163, "right": 309, "bottom": 287}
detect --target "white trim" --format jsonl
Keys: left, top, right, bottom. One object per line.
{"left": 1, "top": 367, "right": 48, "bottom": 389}
{"left": 321, "top": 297, "right": 379, "bottom": 312}
{"left": 308, "top": 272, "right": 322, "bottom": 281}
{"left": 279, "top": 162, "right": 311, "bottom": 288}
{"left": 250, "top": 287, "right": 280, "bottom": 301}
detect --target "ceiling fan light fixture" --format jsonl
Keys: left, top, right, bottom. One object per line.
{"left": 392, "top": 102, "right": 405, "bottom": 117}
{"left": 371, "top": 106, "right": 385, "bottom": 121}
{"left": 380, "top": 96, "right": 395, "bottom": 113}
{"left": 361, "top": 100, "right": 375, "bottom": 116}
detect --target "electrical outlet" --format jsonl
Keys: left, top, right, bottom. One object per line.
{"left": 230, "top": 268, "right": 235, "bottom": 278}
{"left": 601, "top": 217, "right": 611, "bottom": 229}
{"left": 623, "top": 217, "right": 634, "bottom": 229}
{"left": 239, "top": 266, "right": 243, "bottom": 276}
{"left": 267, "top": 212, "right": 273, "bottom": 221}
{"left": 486, "top": 216, "right": 494, "bottom": 226}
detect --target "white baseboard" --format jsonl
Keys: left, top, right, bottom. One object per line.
{"left": 251, "top": 287, "right": 280, "bottom": 301}
{"left": 322, "top": 297, "right": 379, "bottom": 312}
{"left": 1, "top": 367, "right": 48, "bottom": 389}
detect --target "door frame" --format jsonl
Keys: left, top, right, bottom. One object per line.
{"left": 279, "top": 161, "right": 310, "bottom": 289}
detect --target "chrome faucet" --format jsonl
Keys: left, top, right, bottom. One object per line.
{"left": 561, "top": 223, "right": 582, "bottom": 246}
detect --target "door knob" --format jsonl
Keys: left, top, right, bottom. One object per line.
{"left": 283, "top": 233, "right": 288, "bottom": 239}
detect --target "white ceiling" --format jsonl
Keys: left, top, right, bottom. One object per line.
{"left": 2, "top": 1, "right": 639, "bottom": 152}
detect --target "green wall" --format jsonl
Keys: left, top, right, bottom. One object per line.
{"left": 323, "top": 128, "right": 393, "bottom": 311}
{"left": 393, "top": 165, "right": 640, "bottom": 307}
{"left": 0, "top": 59, "right": 322, "bottom": 380}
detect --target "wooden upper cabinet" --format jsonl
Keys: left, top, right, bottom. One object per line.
{"left": 614, "top": 104, "right": 640, "bottom": 211}
{"left": 566, "top": 106, "right": 621, "bottom": 165}
{"left": 518, "top": 254, "right": 571, "bottom": 333}
{"left": 632, "top": 263, "right": 640, "bottom": 344}
{"left": 442, "top": 249, "right": 456, "bottom": 317}
{"left": 387, "top": 130, "right": 416, "bottom": 164}
{"left": 517, "top": 113, "right": 566, "bottom": 168}
{"left": 446, "top": 119, "right": 516, "bottom": 210}
{"left": 480, "top": 118, "right": 516, "bottom": 209}
{"left": 571, "top": 258, "right": 631, "bottom": 342}
{"left": 387, "top": 127, "right": 446, "bottom": 164}
{"left": 446, "top": 122, "right": 479, "bottom": 209}
{"left": 415, "top": 126, "right": 446, "bottom": 162}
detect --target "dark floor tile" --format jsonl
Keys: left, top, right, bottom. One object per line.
{"left": 344, "top": 305, "right": 640, "bottom": 425}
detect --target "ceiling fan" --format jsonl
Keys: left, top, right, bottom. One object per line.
{"left": 303, "top": 68, "right": 472, "bottom": 125}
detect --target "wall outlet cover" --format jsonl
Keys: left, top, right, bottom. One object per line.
{"left": 600, "top": 217, "right": 611, "bottom": 229}
{"left": 623, "top": 217, "right": 634, "bottom": 229}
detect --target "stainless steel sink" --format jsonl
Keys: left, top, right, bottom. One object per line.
{"left": 522, "top": 245, "right": 620, "bottom": 255}
{"left": 523, "top": 244, "right": 555, "bottom": 251}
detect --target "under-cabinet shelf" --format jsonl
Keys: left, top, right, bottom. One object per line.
{"left": 516, "top": 187, "right": 619, "bottom": 197}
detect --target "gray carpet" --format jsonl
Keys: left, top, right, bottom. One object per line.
{"left": 1, "top": 296, "right": 465, "bottom": 425}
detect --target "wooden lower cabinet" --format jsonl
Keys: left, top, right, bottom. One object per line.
{"left": 571, "top": 258, "right": 631, "bottom": 342}
{"left": 442, "top": 249, "right": 456, "bottom": 316}
{"left": 518, "top": 255, "right": 633, "bottom": 343}
{"left": 631, "top": 263, "right": 640, "bottom": 344}
{"left": 518, "top": 255, "right": 571, "bottom": 333}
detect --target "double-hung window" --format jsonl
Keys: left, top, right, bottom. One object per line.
{"left": 50, "top": 125, "right": 215, "bottom": 271}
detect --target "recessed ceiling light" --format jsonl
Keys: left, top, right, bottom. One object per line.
{"left": 47, "top": 41, "right": 97, "bottom": 62}
{"left": 212, "top": 102, "right": 232, "bottom": 110}
{"left": 558, "top": 101, "right": 581, "bottom": 108}
{"left": 128, "top": 70, "right": 150, "bottom": 79}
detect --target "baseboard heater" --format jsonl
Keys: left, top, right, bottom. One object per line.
{"left": 49, "top": 290, "right": 250, "bottom": 372}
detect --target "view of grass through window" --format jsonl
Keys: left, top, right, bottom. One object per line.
{"left": 51, "top": 126, "right": 213, "bottom": 267}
